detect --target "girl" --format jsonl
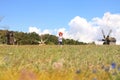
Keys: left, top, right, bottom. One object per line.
{"left": 58, "top": 32, "right": 63, "bottom": 45}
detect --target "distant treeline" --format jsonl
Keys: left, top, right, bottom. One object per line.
{"left": 0, "top": 30, "right": 87, "bottom": 45}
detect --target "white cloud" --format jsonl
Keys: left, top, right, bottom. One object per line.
{"left": 29, "top": 27, "right": 40, "bottom": 34}
{"left": 68, "top": 12, "right": 120, "bottom": 44}
{"left": 68, "top": 16, "right": 98, "bottom": 43}
{"left": 28, "top": 27, "right": 52, "bottom": 35}
{"left": 42, "top": 29, "right": 52, "bottom": 34}
{"left": 28, "top": 12, "right": 120, "bottom": 44}
{"left": 28, "top": 27, "right": 70, "bottom": 38}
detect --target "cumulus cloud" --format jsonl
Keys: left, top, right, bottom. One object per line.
{"left": 29, "top": 27, "right": 52, "bottom": 35}
{"left": 68, "top": 12, "right": 120, "bottom": 44}
{"left": 29, "top": 27, "right": 40, "bottom": 34}
{"left": 28, "top": 12, "right": 120, "bottom": 44}
{"left": 68, "top": 16, "right": 98, "bottom": 43}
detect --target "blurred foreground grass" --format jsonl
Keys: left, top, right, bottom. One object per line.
{"left": 0, "top": 45, "right": 120, "bottom": 80}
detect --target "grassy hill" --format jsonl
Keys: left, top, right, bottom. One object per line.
{"left": 0, "top": 45, "right": 120, "bottom": 80}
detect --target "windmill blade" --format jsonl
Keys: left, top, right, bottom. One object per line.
{"left": 0, "top": 25, "right": 9, "bottom": 30}
{"left": 39, "top": 34, "right": 50, "bottom": 44}
{"left": 40, "top": 34, "right": 45, "bottom": 44}
{"left": 0, "top": 16, "right": 5, "bottom": 22}
{"left": 98, "top": 39, "right": 103, "bottom": 41}
{"left": 44, "top": 35, "right": 50, "bottom": 42}
{"left": 101, "top": 29, "right": 105, "bottom": 38}
{"left": 40, "top": 35, "right": 43, "bottom": 42}
{"left": 107, "top": 29, "right": 112, "bottom": 37}
{"left": 0, "top": 16, "right": 9, "bottom": 30}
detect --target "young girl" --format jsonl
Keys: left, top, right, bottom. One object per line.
{"left": 58, "top": 32, "right": 63, "bottom": 45}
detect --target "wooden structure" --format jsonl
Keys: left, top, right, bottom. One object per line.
{"left": 6, "top": 31, "right": 15, "bottom": 45}
{"left": 101, "top": 29, "right": 116, "bottom": 45}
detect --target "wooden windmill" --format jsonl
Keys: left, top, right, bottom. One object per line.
{"left": 0, "top": 16, "right": 15, "bottom": 45}
{"left": 101, "top": 29, "right": 116, "bottom": 45}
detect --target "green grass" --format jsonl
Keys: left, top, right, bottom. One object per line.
{"left": 0, "top": 45, "right": 120, "bottom": 80}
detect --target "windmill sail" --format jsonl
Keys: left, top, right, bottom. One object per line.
{"left": 100, "top": 29, "right": 116, "bottom": 45}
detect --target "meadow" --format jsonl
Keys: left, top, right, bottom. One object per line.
{"left": 0, "top": 45, "right": 120, "bottom": 80}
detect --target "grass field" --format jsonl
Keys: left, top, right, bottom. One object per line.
{"left": 0, "top": 45, "right": 120, "bottom": 80}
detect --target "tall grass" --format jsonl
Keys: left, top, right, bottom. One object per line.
{"left": 0, "top": 45, "right": 120, "bottom": 80}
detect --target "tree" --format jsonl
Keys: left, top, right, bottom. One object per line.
{"left": 0, "top": 30, "right": 87, "bottom": 45}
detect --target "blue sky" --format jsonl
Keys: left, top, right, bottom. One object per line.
{"left": 0, "top": 0, "right": 119, "bottom": 32}
{"left": 1, "top": 0, "right": 120, "bottom": 44}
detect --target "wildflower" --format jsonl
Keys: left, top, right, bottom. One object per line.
{"left": 111, "top": 62, "right": 116, "bottom": 69}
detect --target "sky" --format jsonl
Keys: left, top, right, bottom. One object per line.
{"left": 0, "top": 0, "right": 120, "bottom": 44}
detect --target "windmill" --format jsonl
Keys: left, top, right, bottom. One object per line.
{"left": 101, "top": 29, "right": 116, "bottom": 45}
{"left": 0, "top": 16, "right": 15, "bottom": 45}
{"left": 39, "top": 34, "right": 50, "bottom": 45}
{"left": 97, "top": 15, "right": 116, "bottom": 45}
